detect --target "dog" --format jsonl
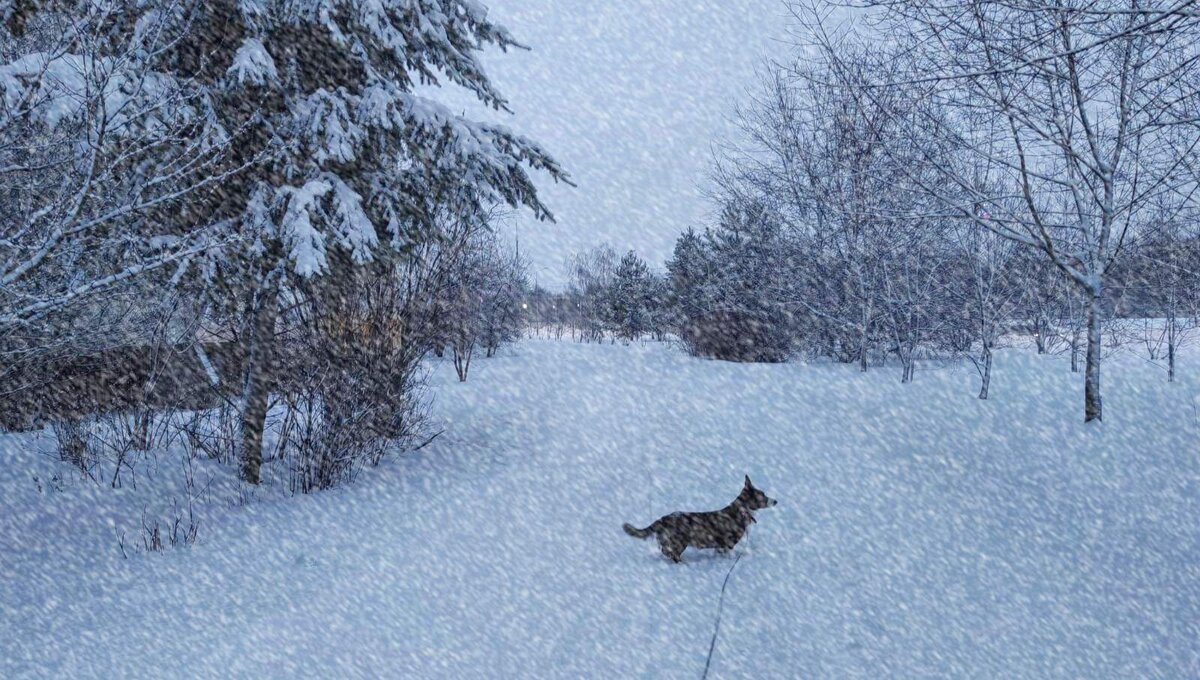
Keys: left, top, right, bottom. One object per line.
{"left": 623, "top": 476, "right": 777, "bottom": 562}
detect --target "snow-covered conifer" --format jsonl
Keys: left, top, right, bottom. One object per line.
{"left": 2, "top": 0, "right": 570, "bottom": 482}
{"left": 609, "top": 250, "right": 654, "bottom": 341}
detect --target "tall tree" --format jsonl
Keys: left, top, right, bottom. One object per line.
{"left": 142, "top": 0, "right": 569, "bottom": 482}
{"left": 666, "top": 228, "right": 714, "bottom": 353}
{"left": 693, "top": 199, "right": 794, "bottom": 362}
{"left": 718, "top": 53, "right": 924, "bottom": 371}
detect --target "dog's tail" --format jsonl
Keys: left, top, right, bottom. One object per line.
{"left": 623, "top": 522, "right": 654, "bottom": 539}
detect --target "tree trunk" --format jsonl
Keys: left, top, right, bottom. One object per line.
{"left": 899, "top": 341, "right": 914, "bottom": 383}
{"left": 238, "top": 275, "right": 280, "bottom": 485}
{"left": 1084, "top": 291, "right": 1103, "bottom": 423}
{"left": 859, "top": 329, "right": 869, "bottom": 373}
{"left": 1168, "top": 319, "right": 1176, "bottom": 383}
{"left": 859, "top": 303, "right": 870, "bottom": 372}
{"left": 132, "top": 408, "right": 151, "bottom": 451}
{"left": 978, "top": 342, "right": 992, "bottom": 400}
{"left": 1070, "top": 328, "right": 1080, "bottom": 373}
{"left": 453, "top": 340, "right": 473, "bottom": 381}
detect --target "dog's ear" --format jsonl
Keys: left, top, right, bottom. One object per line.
{"left": 744, "top": 475, "right": 752, "bottom": 488}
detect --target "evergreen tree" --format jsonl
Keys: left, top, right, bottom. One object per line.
{"left": 666, "top": 228, "right": 714, "bottom": 352}
{"left": 646, "top": 274, "right": 673, "bottom": 340}
{"left": 706, "top": 200, "right": 793, "bottom": 362}
{"left": 609, "top": 250, "right": 653, "bottom": 341}
{"left": 5, "top": 0, "right": 570, "bottom": 482}
{"left": 668, "top": 202, "right": 792, "bottom": 361}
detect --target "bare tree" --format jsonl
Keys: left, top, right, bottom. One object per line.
{"left": 565, "top": 244, "right": 618, "bottom": 343}
{"left": 439, "top": 225, "right": 527, "bottom": 381}
{"left": 718, "top": 46, "right": 959, "bottom": 374}
{"left": 944, "top": 219, "right": 1023, "bottom": 398}
{"left": 725, "top": 60, "right": 897, "bottom": 371}
{"left": 817, "top": 0, "right": 1200, "bottom": 421}
{"left": 1126, "top": 217, "right": 1200, "bottom": 381}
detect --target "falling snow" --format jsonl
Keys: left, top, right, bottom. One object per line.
{"left": 4, "top": 1, "right": 1200, "bottom": 678}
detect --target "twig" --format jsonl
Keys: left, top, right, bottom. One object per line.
{"left": 410, "top": 430, "right": 444, "bottom": 453}
{"left": 701, "top": 552, "right": 743, "bottom": 680}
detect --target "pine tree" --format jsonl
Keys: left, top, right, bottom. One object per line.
{"left": 669, "top": 202, "right": 793, "bottom": 361}
{"left": 666, "top": 228, "right": 714, "bottom": 352}
{"left": 7, "top": 1, "right": 569, "bottom": 482}
{"left": 609, "top": 250, "right": 653, "bottom": 341}
{"left": 646, "top": 274, "right": 672, "bottom": 340}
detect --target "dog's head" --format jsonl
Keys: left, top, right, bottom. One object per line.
{"left": 741, "top": 475, "right": 778, "bottom": 510}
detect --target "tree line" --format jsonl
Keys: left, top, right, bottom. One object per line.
{"left": 542, "top": 0, "right": 1200, "bottom": 423}
{"left": 536, "top": 2, "right": 1200, "bottom": 422}
{"left": 544, "top": 214, "right": 1200, "bottom": 404}
{"left": 523, "top": 245, "right": 673, "bottom": 344}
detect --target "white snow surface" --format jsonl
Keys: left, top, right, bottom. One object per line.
{"left": 3, "top": 340, "right": 1199, "bottom": 678}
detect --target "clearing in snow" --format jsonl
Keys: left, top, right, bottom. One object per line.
{"left": 3, "top": 339, "right": 1199, "bottom": 678}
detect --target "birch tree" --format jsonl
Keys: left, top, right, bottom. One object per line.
{"left": 842, "top": 0, "right": 1200, "bottom": 421}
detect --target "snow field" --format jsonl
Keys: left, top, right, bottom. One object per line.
{"left": 3, "top": 339, "right": 1198, "bottom": 678}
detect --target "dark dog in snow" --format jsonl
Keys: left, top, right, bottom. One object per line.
{"left": 623, "top": 476, "right": 777, "bottom": 562}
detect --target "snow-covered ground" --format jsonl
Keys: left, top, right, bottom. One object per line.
{"left": 3, "top": 340, "right": 1200, "bottom": 678}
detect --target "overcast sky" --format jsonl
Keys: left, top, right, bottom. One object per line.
{"left": 436, "top": 0, "right": 794, "bottom": 288}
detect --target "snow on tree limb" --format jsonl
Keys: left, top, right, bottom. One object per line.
{"left": 227, "top": 38, "right": 278, "bottom": 87}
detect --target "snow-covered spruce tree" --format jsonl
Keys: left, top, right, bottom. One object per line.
{"left": 667, "top": 228, "right": 715, "bottom": 355}
{"left": 609, "top": 250, "right": 654, "bottom": 341}
{"left": 696, "top": 199, "right": 794, "bottom": 362}
{"left": 132, "top": 0, "right": 567, "bottom": 483}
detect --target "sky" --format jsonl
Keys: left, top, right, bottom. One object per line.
{"left": 434, "top": 0, "right": 795, "bottom": 289}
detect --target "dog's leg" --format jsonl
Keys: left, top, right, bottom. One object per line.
{"left": 662, "top": 539, "right": 684, "bottom": 563}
